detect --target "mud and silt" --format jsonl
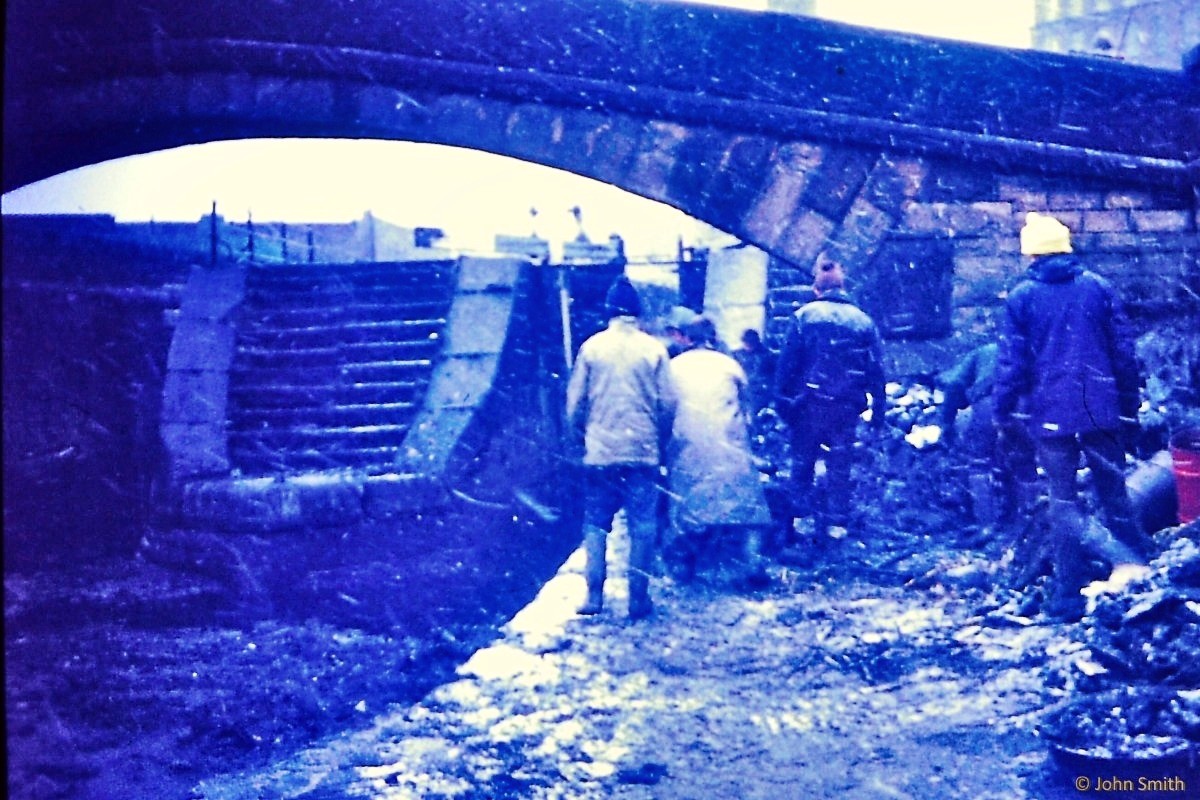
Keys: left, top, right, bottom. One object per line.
{"left": 7, "top": 346, "right": 1199, "bottom": 798}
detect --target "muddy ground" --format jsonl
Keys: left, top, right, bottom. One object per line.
{"left": 7, "top": 436, "right": 1199, "bottom": 799}
{"left": 4, "top": 508, "right": 568, "bottom": 800}
{"left": 7, "top": 350, "right": 1200, "bottom": 799}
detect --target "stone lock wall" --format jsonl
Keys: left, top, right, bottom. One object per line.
{"left": 2, "top": 223, "right": 189, "bottom": 565}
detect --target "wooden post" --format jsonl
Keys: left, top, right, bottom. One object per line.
{"left": 209, "top": 201, "right": 218, "bottom": 266}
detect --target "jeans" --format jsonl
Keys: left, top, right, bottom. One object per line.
{"left": 1036, "top": 430, "right": 1148, "bottom": 558}
{"left": 581, "top": 464, "right": 659, "bottom": 608}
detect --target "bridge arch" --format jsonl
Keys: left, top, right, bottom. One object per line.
{"left": 6, "top": 0, "right": 1197, "bottom": 285}
{"left": 3, "top": 0, "right": 1197, "bottom": 592}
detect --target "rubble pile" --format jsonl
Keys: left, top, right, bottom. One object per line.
{"left": 867, "top": 382, "right": 976, "bottom": 537}
{"left": 1047, "top": 686, "right": 1199, "bottom": 766}
{"left": 1086, "top": 538, "right": 1200, "bottom": 688}
{"left": 749, "top": 380, "right": 949, "bottom": 478}
{"left": 747, "top": 379, "right": 970, "bottom": 542}
{"left": 882, "top": 381, "right": 944, "bottom": 450}
{"left": 1046, "top": 534, "right": 1200, "bottom": 766}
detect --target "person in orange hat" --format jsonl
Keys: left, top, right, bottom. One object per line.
{"left": 773, "top": 252, "right": 886, "bottom": 553}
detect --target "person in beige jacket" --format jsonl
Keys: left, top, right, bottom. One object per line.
{"left": 566, "top": 276, "right": 674, "bottom": 620}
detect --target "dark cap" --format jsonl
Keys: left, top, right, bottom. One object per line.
{"left": 604, "top": 275, "right": 642, "bottom": 317}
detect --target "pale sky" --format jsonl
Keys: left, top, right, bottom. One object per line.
{"left": 813, "top": 0, "right": 1033, "bottom": 48}
{"left": 2, "top": 140, "right": 699, "bottom": 257}
{"left": 1, "top": 0, "right": 1035, "bottom": 258}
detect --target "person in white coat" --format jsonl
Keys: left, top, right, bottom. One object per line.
{"left": 664, "top": 317, "right": 771, "bottom": 587}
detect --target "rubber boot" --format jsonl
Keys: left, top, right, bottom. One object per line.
{"left": 742, "top": 527, "right": 770, "bottom": 590}
{"left": 627, "top": 574, "right": 653, "bottom": 620}
{"left": 1079, "top": 517, "right": 1142, "bottom": 568}
{"left": 997, "top": 472, "right": 1036, "bottom": 526}
{"left": 627, "top": 526, "right": 654, "bottom": 620}
{"left": 1014, "top": 478, "right": 1042, "bottom": 519}
{"left": 1106, "top": 513, "right": 1155, "bottom": 564}
{"left": 664, "top": 522, "right": 696, "bottom": 585}
{"left": 969, "top": 472, "right": 998, "bottom": 528}
{"left": 1001, "top": 483, "right": 1047, "bottom": 575}
{"left": 1044, "top": 500, "right": 1089, "bottom": 622}
{"left": 1005, "top": 510, "right": 1052, "bottom": 593}
{"left": 579, "top": 528, "right": 606, "bottom": 615}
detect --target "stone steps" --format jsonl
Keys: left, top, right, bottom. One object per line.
{"left": 230, "top": 423, "right": 412, "bottom": 451}
{"left": 245, "top": 299, "right": 448, "bottom": 328}
{"left": 231, "top": 379, "right": 426, "bottom": 409}
{"left": 248, "top": 260, "right": 451, "bottom": 285}
{"left": 229, "top": 444, "right": 405, "bottom": 475}
{"left": 234, "top": 402, "right": 420, "bottom": 429}
{"left": 234, "top": 341, "right": 439, "bottom": 370}
{"left": 227, "top": 260, "right": 456, "bottom": 475}
{"left": 237, "top": 318, "right": 445, "bottom": 350}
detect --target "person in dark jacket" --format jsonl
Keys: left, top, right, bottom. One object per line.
{"left": 938, "top": 342, "right": 1040, "bottom": 528}
{"left": 566, "top": 275, "right": 675, "bottom": 620}
{"left": 994, "top": 211, "right": 1151, "bottom": 620}
{"left": 732, "top": 328, "right": 777, "bottom": 417}
{"left": 774, "top": 253, "right": 886, "bottom": 549}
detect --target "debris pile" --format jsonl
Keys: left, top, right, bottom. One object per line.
{"left": 749, "top": 380, "right": 949, "bottom": 476}
{"left": 1045, "top": 533, "right": 1200, "bottom": 767}
{"left": 747, "top": 380, "right": 968, "bottom": 539}
{"left": 1083, "top": 537, "right": 1200, "bottom": 689}
{"left": 1046, "top": 686, "right": 1199, "bottom": 765}
{"left": 882, "top": 381, "right": 944, "bottom": 450}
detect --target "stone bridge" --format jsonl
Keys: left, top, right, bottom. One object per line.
{"left": 6, "top": 1, "right": 1198, "bottom": 281}
{"left": 4, "top": 0, "right": 1199, "bottom": 532}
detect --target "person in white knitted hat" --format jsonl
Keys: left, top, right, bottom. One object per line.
{"left": 994, "top": 212, "right": 1152, "bottom": 620}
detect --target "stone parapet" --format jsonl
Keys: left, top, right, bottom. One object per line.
{"left": 763, "top": 158, "right": 1198, "bottom": 371}
{"left": 161, "top": 263, "right": 245, "bottom": 484}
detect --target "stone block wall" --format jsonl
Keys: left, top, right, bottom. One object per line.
{"left": 765, "top": 154, "right": 1199, "bottom": 377}
{"left": 161, "top": 264, "right": 245, "bottom": 483}
{"left": 2, "top": 224, "right": 189, "bottom": 565}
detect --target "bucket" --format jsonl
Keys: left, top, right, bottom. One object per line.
{"left": 1169, "top": 427, "right": 1200, "bottom": 525}
{"left": 1126, "top": 450, "right": 1178, "bottom": 534}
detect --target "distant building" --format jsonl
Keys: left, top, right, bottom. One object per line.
{"left": 208, "top": 211, "right": 453, "bottom": 263}
{"left": 2, "top": 212, "right": 454, "bottom": 264}
{"left": 1032, "top": 0, "right": 1199, "bottom": 70}
{"left": 494, "top": 234, "right": 552, "bottom": 263}
{"left": 561, "top": 234, "right": 626, "bottom": 266}
{"left": 767, "top": 0, "right": 816, "bottom": 15}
